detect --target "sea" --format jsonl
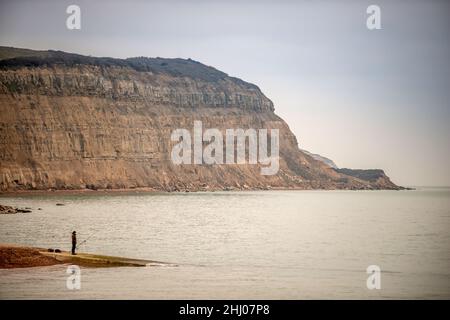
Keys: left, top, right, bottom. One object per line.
{"left": 0, "top": 188, "right": 449, "bottom": 299}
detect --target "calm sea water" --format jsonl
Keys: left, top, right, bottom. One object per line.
{"left": 0, "top": 188, "right": 449, "bottom": 299}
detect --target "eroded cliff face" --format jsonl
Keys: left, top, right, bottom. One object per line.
{"left": 0, "top": 48, "right": 400, "bottom": 191}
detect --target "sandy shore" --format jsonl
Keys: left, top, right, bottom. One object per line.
{"left": 0, "top": 244, "right": 170, "bottom": 269}
{"left": 0, "top": 244, "right": 63, "bottom": 268}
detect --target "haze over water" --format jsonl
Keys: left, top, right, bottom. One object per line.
{"left": 0, "top": 188, "right": 449, "bottom": 299}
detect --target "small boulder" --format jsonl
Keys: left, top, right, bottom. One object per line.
{"left": 16, "top": 209, "right": 32, "bottom": 213}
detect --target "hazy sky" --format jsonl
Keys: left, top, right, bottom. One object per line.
{"left": 1, "top": 0, "right": 449, "bottom": 186}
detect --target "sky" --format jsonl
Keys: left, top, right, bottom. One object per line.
{"left": 1, "top": 0, "right": 449, "bottom": 186}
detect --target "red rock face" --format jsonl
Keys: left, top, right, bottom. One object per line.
{"left": 0, "top": 48, "right": 400, "bottom": 191}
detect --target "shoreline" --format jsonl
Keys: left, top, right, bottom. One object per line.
{"left": 0, "top": 187, "right": 161, "bottom": 197}
{"left": 0, "top": 186, "right": 411, "bottom": 197}
{"left": 0, "top": 244, "right": 170, "bottom": 269}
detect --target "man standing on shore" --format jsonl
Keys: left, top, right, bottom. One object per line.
{"left": 71, "top": 231, "right": 77, "bottom": 255}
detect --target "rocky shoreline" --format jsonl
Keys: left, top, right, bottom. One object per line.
{"left": 0, "top": 204, "right": 33, "bottom": 214}
{"left": 0, "top": 183, "right": 408, "bottom": 198}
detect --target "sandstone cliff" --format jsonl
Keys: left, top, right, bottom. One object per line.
{"left": 0, "top": 47, "right": 400, "bottom": 191}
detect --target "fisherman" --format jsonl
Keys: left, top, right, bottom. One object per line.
{"left": 71, "top": 231, "right": 77, "bottom": 255}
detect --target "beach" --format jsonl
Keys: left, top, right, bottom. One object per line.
{"left": 0, "top": 244, "right": 63, "bottom": 268}
{"left": 0, "top": 244, "right": 169, "bottom": 269}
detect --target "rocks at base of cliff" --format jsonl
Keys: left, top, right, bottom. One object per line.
{"left": 0, "top": 204, "right": 32, "bottom": 214}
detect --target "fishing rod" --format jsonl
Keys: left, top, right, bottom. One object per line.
{"left": 76, "top": 232, "right": 97, "bottom": 249}
{"left": 74, "top": 221, "right": 110, "bottom": 250}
